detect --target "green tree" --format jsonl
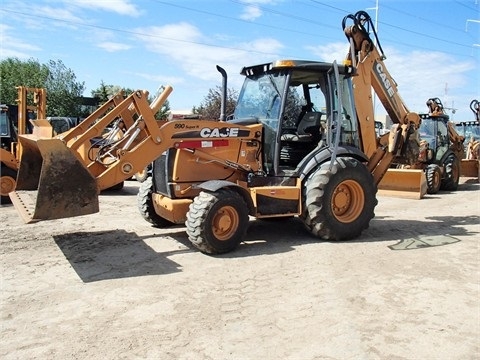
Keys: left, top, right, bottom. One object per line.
{"left": 91, "top": 82, "right": 135, "bottom": 104}
{"left": 45, "top": 60, "right": 85, "bottom": 116}
{"left": 0, "top": 58, "right": 49, "bottom": 104}
{"left": 193, "top": 86, "right": 238, "bottom": 120}
{"left": 0, "top": 57, "right": 85, "bottom": 116}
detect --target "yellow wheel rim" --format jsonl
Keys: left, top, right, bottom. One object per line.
{"left": 1, "top": 175, "right": 16, "bottom": 197}
{"left": 331, "top": 180, "right": 364, "bottom": 223}
{"left": 212, "top": 205, "right": 240, "bottom": 241}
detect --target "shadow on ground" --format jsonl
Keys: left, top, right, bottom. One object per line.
{"left": 54, "top": 229, "right": 190, "bottom": 283}
{"left": 54, "top": 211, "right": 478, "bottom": 281}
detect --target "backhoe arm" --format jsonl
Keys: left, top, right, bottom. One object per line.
{"left": 343, "top": 11, "right": 421, "bottom": 185}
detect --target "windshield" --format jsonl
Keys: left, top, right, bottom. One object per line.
{"left": 0, "top": 109, "right": 9, "bottom": 136}
{"left": 463, "top": 124, "right": 480, "bottom": 141}
{"left": 233, "top": 72, "right": 287, "bottom": 129}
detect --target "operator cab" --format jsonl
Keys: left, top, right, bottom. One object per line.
{"left": 231, "top": 60, "right": 359, "bottom": 177}
{"left": 418, "top": 113, "right": 450, "bottom": 162}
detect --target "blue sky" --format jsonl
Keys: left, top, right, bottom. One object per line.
{"left": 1, "top": 0, "right": 479, "bottom": 121}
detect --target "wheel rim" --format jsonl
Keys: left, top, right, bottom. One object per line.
{"left": 212, "top": 205, "right": 240, "bottom": 241}
{"left": 433, "top": 170, "right": 441, "bottom": 190}
{"left": 331, "top": 180, "right": 364, "bottom": 223}
{"left": 1, "top": 175, "right": 16, "bottom": 197}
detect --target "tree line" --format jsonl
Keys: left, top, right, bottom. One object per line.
{"left": 0, "top": 57, "right": 237, "bottom": 120}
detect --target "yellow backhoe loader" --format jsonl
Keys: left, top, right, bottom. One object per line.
{"left": 10, "top": 11, "right": 424, "bottom": 254}
{"left": 1, "top": 87, "right": 47, "bottom": 204}
{"left": 391, "top": 97, "right": 465, "bottom": 194}
{"left": 456, "top": 99, "right": 479, "bottom": 178}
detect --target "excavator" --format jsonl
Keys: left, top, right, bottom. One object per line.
{"left": 1, "top": 87, "right": 47, "bottom": 204}
{"left": 9, "top": 11, "right": 423, "bottom": 254}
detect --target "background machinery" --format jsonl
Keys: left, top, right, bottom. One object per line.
{"left": 408, "top": 97, "right": 464, "bottom": 194}
{"left": 10, "top": 11, "right": 423, "bottom": 254}
{"left": 1, "top": 87, "right": 47, "bottom": 204}
{"left": 456, "top": 99, "right": 479, "bottom": 178}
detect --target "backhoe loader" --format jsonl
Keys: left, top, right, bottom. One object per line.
{"left": 1, "top": 87, "right": 46, "bottom": 204}
{"left": 456, "top": 99, "right": 479, "bottom": 178}
{"left": 10, "top": 11, "right": 423, "bottom": 254}
{"left": 395, "top": 97, "right": 464, "bottom": 194}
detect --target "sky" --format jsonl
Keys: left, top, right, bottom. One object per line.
{"left": 1, "top": 0, "right": 479, "bottom": 121}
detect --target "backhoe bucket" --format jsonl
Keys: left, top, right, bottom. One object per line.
{"left": 9, "top": 135, "right": 99, "bottom": 223}
{"left": 378, "top": 169, "right": 427, "bottom": 200}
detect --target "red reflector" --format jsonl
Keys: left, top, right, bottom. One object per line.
{"left": 176, "top": 140, "right": 229, "bottom": 148}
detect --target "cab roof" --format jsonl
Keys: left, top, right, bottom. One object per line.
{"left": 240, "top": 59, "right": 351, "bottom": 77}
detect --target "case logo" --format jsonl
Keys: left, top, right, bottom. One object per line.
{"left": 200, "top": 127, "right": 240, "bottom": 138}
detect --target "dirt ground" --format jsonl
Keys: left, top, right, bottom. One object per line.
{"left": 1, "top": 177, "right": 479, "bottom": 360}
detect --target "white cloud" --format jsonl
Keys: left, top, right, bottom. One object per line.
{"left": 306, "top": 41, "right": 476, "bottom": 118}
{"left": 240, "top": 5, "right": 262, "bottom": 21}
{"left": 66, "top": 0, "right": 141, "bottom": 17}
{"left": 238, "top": 0, "right": 279, "bottom": 21}
{"left": 0, "top": 24, "right": 41, "bottom": 59}
{"left": 39, "top": 6, "right": 84, "bottom": 23}
{"left": 134, "top": 22, "right": 284, "bottom": 87}
{"left": 97, "top": 41, "right": 131, "bottom": 52}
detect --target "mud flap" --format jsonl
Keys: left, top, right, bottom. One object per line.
{"left": 9, "top": 136, "right": 99, "bottom": 223}
{"left": 378, "top": 169, "right": 427, "bottom": 200}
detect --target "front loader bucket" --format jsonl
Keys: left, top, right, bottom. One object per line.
{"left": 460, "top": 159, "right": 479, "bottom": 178}
{"left": 9, "top": 135, "right": 99, "bottom": 223}
{"left": 378, "top": 169, "right": 427, "bottom": 200}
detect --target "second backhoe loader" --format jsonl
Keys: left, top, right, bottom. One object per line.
{"left": 0, "top": 87, "right": 47, "bottom": 204}
{"left": 456, "top": 99, "right": 479, "bottom": 178}
{"left": 10, "top": 11, "right": 423, "bottom": 254}
{"left": 395, "top": 97, "right": 464, "bottom": 194}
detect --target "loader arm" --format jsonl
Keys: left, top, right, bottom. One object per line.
{"left": 10, "top": 85, "right": 262, "bottom": 223}
{"left": 343, "top": 11, "right": 422, "bottom": 185}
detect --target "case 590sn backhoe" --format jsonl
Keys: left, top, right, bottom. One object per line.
{"left": 10, "top": 11, "right": 424, "bottom": 254}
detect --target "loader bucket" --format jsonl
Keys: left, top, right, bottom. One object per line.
{"left": 9, "top": 135, "right": 99, "bottom": 223}
{"left": 378, "top": 169, "right": 427, "bottom": 200}
{"left": 460, "top": 159, "right": 479, "bottom": 178}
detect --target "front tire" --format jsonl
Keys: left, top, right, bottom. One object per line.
{"left": 0, "top": 166, "right": 16, "bottom": 205}
{"left": 440, "top": 154, "right": 460, "bottom": 191}
{"left": 425, "top": 164, "right": 441, "bottom": 194}
{"left": 186, "top": 189, "right": 249, "bottom": 254}
{"left": 137, "top": 177, "right": 174, "bottom": 227}
{"left": 301, "top": 157, "right": 377, "bottom": 241}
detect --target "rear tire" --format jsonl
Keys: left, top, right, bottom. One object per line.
{"left": 425, "top": 164, "right": 441, "bottom": 194}
{"left": 301, "top": 157, "right": 377, "bottom": 241}
{"left": 0, "top": 166, "right": 16, "bottom": 205}
{"left": 137, "top": 177, "right": 174, "bottom": 227}
{"left": 186, "top": 189, "right": 249, "bottom": 254}
{"left": 440, "top": 154, "right": 459, "bottom": 191}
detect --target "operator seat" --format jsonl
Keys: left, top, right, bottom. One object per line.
{"left": 280, "top": 112, "right": 324, "bottom": 167}
{"left": 281, "top": 112, "right": 323, "bottom": 143}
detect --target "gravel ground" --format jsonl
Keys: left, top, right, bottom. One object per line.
{"left": 1, "top": 177, "right": 479, "bottom": 360}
